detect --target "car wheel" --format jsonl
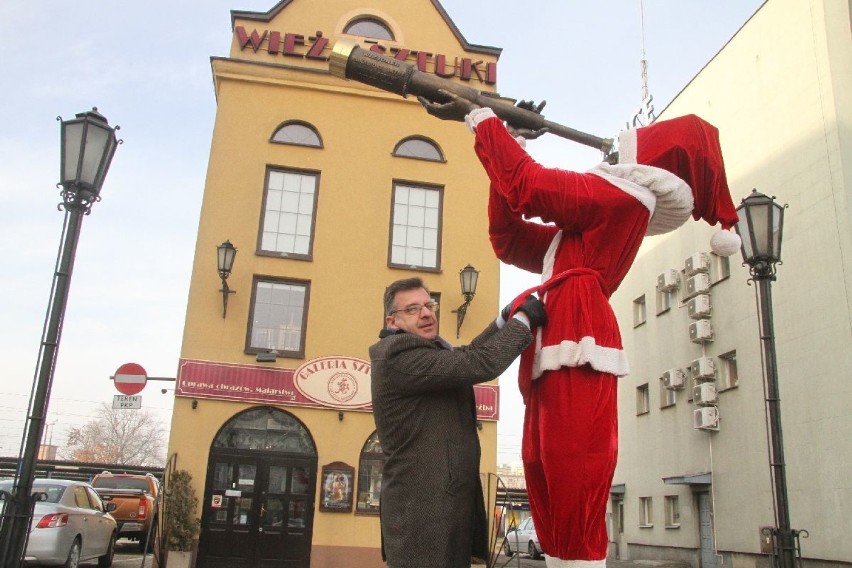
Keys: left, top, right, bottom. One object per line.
{"left": 502, "top": 539, "right": 514, "bottom": 557}
{"left": 64, "top": 538, "right": 81, "bottom": 568}
{"left": 98, "top": 533, "right": 116, "bottom": 568}
{"left": 528, "top": 540, "right": 541, "bottom": 560}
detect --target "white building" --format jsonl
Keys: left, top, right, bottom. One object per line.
{"left": 609, "top": 0, "right": 851, "bottom": 566}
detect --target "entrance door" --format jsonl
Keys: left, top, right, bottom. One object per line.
{"left": 610, "top": 496, "right": 626, "bottom": 559}
{"left": 196, "top": 406, "right": 318, "bottom": 568}
{"left": 698, "top": 492, "right": 717, "bottom": 568}
{"left": 199, "top": 455, "right": 316, "bottom": 568}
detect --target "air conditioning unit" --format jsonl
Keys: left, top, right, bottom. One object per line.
{"left": 694, "top": 382, "right": 718, "bottom": 406}
{"left": 689, "top": 357, "right": 716, "bottom": 381}
{"left": 694, "top": 406, "right": 720, "bottom": 431}
{"left": 685, "top": 252, "right": 711, "bottom": 276}
{"left": 687, "top": 294, "right": 712, "bottom": 320}
{"left": 689, "top": 320, "right": 714, "bottom": 343}
{"left": 662, "top": 368, "right": 686, "bottom": 390}
{"left": 684, "top": 273, "right": 711, "bottom": 300}
{"left": 656, "top": 269, "right": 680, "bottom": 291}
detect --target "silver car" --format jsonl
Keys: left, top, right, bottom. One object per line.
{"left": 0, "top": 478, "right": 118, "bottom": 567}
{"left": 503, "top": 516, "right": 542, "bottom": 560}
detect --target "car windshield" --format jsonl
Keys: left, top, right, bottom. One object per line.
{"left": 0, "top": 482, "right": 66, "bottom": 504}
{"left": 92, "top": 478, "right": 151, "bottom": 492}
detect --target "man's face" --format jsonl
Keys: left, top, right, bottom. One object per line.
{"left": 386, "top": 287, "right": 438, "bottom": 340}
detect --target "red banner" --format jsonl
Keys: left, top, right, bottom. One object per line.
{"left": 177, "top": 359, "right": 500, "bottom": 421}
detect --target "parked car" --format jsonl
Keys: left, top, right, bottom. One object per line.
{"left": 0, "top": 478, "right": 118, "bottom": 567}
{"left": 503, "top": 516, "right": 542, "bottom": 560}
{"left": 90, "top": 472, "right": 160, "bottom": 552}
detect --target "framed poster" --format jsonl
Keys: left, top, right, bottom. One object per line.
{"left": 320, "top": 461, "right": 354, "bottom": 512}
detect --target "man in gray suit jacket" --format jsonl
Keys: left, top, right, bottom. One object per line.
{"left": 370, "top": 277, "right": 546, "bottom": 568}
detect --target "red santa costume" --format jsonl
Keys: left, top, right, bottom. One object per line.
{"left": 467, "top": 108, "right": 741, "bottom": 567}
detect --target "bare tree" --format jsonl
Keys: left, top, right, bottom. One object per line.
{"left": 64, "top": 402, "right": 166, "bottom": 466}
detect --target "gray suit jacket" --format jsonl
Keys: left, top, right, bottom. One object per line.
{"left": 369, "top": 319, "right": 533, "bottom": 568}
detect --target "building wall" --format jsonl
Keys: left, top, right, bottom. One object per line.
{"left": 166, "top": 1, "right": 505, "bottom": 566}
{"left": 611, "top": 0, "right": 852, "bottom": 565}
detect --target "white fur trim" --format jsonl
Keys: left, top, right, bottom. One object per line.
{"left": 589, "top": 163, "right": 694, "bottom": 236}
{"left": 465, "top": 107, "right": 497, "bottom": 133}
{"left": 534, "top": 337, "right": 630, "bottom": 378}
{"left": 541, "top": 231, "right": 562, "bottom": 282}
{"left": 711, "top": 228, "right": 742, "bottom": 256}
{"left": 532, "top": 230, "right": 629, "bottom": 378}
{"left": 545, "top": 557, "right": 606, "bottom": 568}
{"left": 514, "top": 135, "right": 527, "bottom": 149}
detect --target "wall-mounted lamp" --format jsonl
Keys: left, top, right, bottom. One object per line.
{"left": 452, "top": 264, "right": 480, "bottom": 338}
{"left": 338, "top": 411, "right": 344, "bottom": 422}
{"left": 217, "top": 240, "right": 237, "bottom": 318}
{"left": 191, "top": 399, "right": 198, "bottom": 410}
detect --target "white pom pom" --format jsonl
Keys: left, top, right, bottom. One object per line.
{"left": 711, "top": 229, "right": 742, "bottom": 257}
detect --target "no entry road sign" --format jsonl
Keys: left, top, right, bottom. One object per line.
{"left": 114, "top": 363, "right": 147, "bottom": 395}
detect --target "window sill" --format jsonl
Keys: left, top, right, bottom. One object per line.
{"left": 639, "top": 524, "right": 654, "bottom": 529}
{"left": 665, "top": 524, "right": 681, "bottom": 529}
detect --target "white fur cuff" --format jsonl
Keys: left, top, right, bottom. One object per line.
{"left": 465, "top": 107, "right": 497, "bottom": 133}
{"left": 545, "top": 557, "right": 606, "bottom": 568}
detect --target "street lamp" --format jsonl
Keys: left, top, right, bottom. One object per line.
{"left": 217, "top": 240, "right": 237, "bottom": 318}
{"left": 452, "top": 264, "right": 480, "bottom": 338}
{"left": 0, "top": 109, "right": 119, "bottom": 568}
{"left": 734, "top": 189, "right": 804, "bottom": 568}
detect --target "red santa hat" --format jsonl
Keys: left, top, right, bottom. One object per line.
{"left": 618, "top": 114, "right": 742, "bottom": 256}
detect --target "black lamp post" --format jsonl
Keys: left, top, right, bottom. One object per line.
{"left": 217, "top": 240, "right": 237, "bottom": 318}
{"left": 0, "top": 108, "right": 119, "bottom": 568}
{"left": 734, "top": 189, "right": 804, "bottom": 568}
{"left": 452, "top": 264, "right": 479, "bottom": 338}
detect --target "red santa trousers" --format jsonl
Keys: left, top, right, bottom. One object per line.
{"left": 523, "top": 363, "right": 618, "bottom": 562}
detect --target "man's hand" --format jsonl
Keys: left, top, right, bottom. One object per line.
{"left": 517, "top": 295, "right": 547, "bottom": 328}
{"left": 418, "top": 89, "right": 479, "bottom": 121}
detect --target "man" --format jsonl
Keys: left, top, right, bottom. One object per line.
{"left": 420, "top": 94, "right": 741, "bottom": 567}
{"left": 370, "top": 277, "right": 546, "bottom": 568}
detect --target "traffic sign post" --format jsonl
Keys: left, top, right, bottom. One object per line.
{"left": 113, "top": 362, "right": 147, "bottom": 396}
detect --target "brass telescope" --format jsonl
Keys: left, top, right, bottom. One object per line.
{"left": 329, "top": 39, "right": 613, "bottom": 155}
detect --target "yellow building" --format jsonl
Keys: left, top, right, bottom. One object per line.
{"left": 166, "top": 1, "right": 505, "bottom": 566}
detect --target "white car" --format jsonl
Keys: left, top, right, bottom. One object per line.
{"left": 503, "top": 516, "right": 542, "bottom": 560}
{"left": 0, "top": 478, "right": 118, "bottom": 567}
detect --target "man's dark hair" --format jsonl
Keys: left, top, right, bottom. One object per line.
{"left": 383, "top": 277, "right": 429, "bottom": 315}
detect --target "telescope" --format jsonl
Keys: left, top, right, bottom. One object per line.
{"left": 328, "top": 39, "right": 613, "bottom": 156}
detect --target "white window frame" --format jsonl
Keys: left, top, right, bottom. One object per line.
{"left": 659, "top": 376, "right": 677, "bottom": 408}
{"left": 389, "top": 182, "right": 442, "bottom": 271}
{"left": 633, "top": 294, "right": 647, "bottom": 327}
{"left": 640, "top": 496, "right": 653, "bottom": 528}
{"left": 665, "top": 495, "right": 681, "bottom": 528}
{"left": 259, "top": 167, "right": 319, "bottom": 260}
{"left": 718, "top": 350, "right": 738, "bottom": 391}
{"left": 636, "top": 383, "right": 650, "bottom": 415}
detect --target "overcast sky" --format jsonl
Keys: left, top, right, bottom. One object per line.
{"left": 0, "top": 0, "right": 765, "bottom": 464}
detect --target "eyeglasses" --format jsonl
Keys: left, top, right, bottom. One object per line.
{"left": 390, "top": 302, "right": 439, "bottom": 316}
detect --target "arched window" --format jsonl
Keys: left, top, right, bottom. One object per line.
{"left": 393, "top": 136, "right": 444, "bottom": 162}
{"left": 271, "top": 121, "right": 322, "bottom": 148}
{"left": 213, "top": 407, "right": 316, "bottom": 455}
{"left": 355, "top": 431, "right": 385, "bottom": 515}
{"left": 343, "top": 17, "right": 394, "bottom": 41}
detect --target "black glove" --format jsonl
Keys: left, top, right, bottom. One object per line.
{"left": 500, "top": 300, "right": 515, "bottom": 322}
{"left": 501, "top": 295, "right": 532, "bottom": 322}
{"left": 516, "top": 295, "right": 547, "bottom": 328}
